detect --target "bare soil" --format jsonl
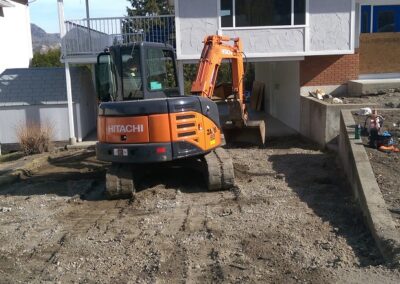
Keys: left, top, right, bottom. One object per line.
{"left": 353, "top": 110, "right": 400, "bottom": 225}
{"left": 343, "top": 92, "right": 400, "bottom": 108}
{"left": 1, "top": 140, "right": 400, "bottom": 283}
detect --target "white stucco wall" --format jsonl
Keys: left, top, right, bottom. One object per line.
{"left": 176, "top": 0, "right": 219, "bottom": 59}
{"left": 221, "top": 28, "right": 305, "bottom": 55}
{"left": 0, "top": 1, "right": 32, "bottom": 74}
{"left": 255, "top": 61, "right": 300, "bottom": 132}
{"left": 176, "top": 0, "right": 355, "bottom": 60}
{"left": 309, "top": 0, "right": 352, "bottom": 52}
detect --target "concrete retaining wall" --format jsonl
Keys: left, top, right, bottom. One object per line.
{"left": 339, "top": 109, "right": 400, "bottom": 265}
{"left": 299, "top": 96, "right": 377, "bottom": 148}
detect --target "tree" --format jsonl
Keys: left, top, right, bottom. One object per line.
{"left": 123, "top": 0, "right": 175, "bottom": 44}
{"left": 30, "top": 49, "right": 63, "bottom": 68}
{"left": 126, "top": 0, "right": 173, "bottom": 16}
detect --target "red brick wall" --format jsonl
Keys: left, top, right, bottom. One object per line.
{"left": 300, "top": 53, "right": 359, "bottom": 87}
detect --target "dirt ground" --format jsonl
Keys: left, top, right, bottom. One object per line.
{"left": 353, "top": 110, "right": 400, "bottom": 224}
{"left": 342, "top": 92, "right": 400, "bottom": 108}
{"left": 1, "top": 139, "right": 400, "bottom": 283}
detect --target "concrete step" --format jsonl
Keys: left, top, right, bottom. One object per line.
{"left": 348, "top": 78, "right": 400, "bottom": 96}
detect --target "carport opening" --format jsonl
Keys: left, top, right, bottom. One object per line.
{"left": 183, "top": 60, "right": 300, "bottom": 138}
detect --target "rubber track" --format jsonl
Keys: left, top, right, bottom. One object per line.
{"left": 105, "top": 163, "right": 135, "bottom": 199}
{"left": 204, "top": 151, "right": 222, "bottom": 191}
{"left": 204, "top": 148, "right": 235, "bottom": 191}
{"left": 214, "top": 148, "right": 235, "bottom": 190}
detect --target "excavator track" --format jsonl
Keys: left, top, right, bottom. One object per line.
{"left": 105, "top": 163, "right": 135, "bottom": 199}
{"left": 204, "top": 148, "right": 235, "bottom": 191}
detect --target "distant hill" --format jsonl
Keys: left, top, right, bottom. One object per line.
{"left": 31, "top": 24, "right": 61, "bottom": 54}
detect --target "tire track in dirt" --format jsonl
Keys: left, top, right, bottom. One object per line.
{"left": 3, "top": 145, "right": 400, "bottom": 282}
{"left": 26, "top": 200, "right": 119, "bottom": 278}
{"left": 171, "top": 189, "right": 241, "bottom": 283}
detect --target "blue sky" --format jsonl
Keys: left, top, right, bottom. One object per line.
{"left": 30, "top": 0, "right": 129, "bottom": 33}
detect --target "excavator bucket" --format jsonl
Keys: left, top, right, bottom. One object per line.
{"left": 223, "top": 120, "right": 266, "bottom": 147}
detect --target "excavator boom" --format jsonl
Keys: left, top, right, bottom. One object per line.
{"left": 191, "top": 35, "right": 265, "bottom": 146}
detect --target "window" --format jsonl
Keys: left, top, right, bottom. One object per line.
{"left": 121, "top": 47, "right": 143, "bottom": 100}
{"left": 221, "top": 0, "right": 306, "bottom": 28}
{"left": 362, "top": 5, "right": 400, "bottom": 33}
{"left": 145, "top": 48, "right": 178, "bottom": 92}
{"left": 221, "top": 0, "right": 233, "bottom": 28}
{"left": 377, "top": 10, "right": 395, "bottom": 32}
{"left": 294, "top": 0, "right": 306, "bottom": 25}
{"left": 361, "top": 6, "right": 371, "bottom": 33}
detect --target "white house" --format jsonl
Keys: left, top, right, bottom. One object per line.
{"left": 173, "top": 0, "right": 400, "bottom": 135}
{"left": 0, "top": 0, "right": 32, "bottom": 74}
{"left": 53, "top": 0, "right": 400, "bottom": 144}
{"left": 176, "top": 1, "right": 370, "bottom": 132}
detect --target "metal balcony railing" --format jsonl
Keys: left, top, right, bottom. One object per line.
{"left": 62, "top": 15, "right": 175, "bottom": 57}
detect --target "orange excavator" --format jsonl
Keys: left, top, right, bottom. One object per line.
{"left": 95, "top": 35, "right": 263, "bottom": 199}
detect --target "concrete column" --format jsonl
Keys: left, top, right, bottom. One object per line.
{"left": 65, "top": 62, "right": 76, "bottom": 144}
{"left": 177, "top": 60, "right": 185, "bottom": 95}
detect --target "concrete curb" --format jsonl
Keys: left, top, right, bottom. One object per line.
{"left": 0, "top": 154, "right": 49, "bottom": 188}
{"left": 339, "top": 109, "right": 400, "bottom": 266}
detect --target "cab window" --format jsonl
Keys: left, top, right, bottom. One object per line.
{"left": 121, "top": 47, "right": 143, "bottom": 100}
{"left": 145, "top": 48, "right": 178, "bottom": 92}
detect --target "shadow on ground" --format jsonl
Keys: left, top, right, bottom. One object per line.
{"left": 269, "top": 151, "right": 384, "bottom": 267}
{"left": 0, "top": 149, "right": 209, "bottom": 200}
{"left": 225, "top": 135, "right": 321, "bottom": 151}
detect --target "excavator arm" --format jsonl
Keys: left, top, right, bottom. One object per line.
{"left": 191, "top": 35, "right": 244, "bottom": 102}
{"left": 191, "top": 35, "right": 265, "bottom": 146}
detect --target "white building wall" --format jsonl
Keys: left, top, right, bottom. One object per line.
{"left": 176, "top": 0, "right": 355, "bottom": 60}
{"left": 309, "top": 0, "right": 353, "bottom": 52}
{"left": 0, "top": 1, "right": 33, "bottom": 74}
{"left": 176, "top": 0, "right": 219, "bottom": 60}
{"left": 255, "top": 61, "right": 300, "bottom": 132}
{"left": 0, "top": 104, "right": 75, "bottom": 144}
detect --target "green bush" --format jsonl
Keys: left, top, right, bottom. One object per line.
{"left": 31, "top": 49, "right": 63, "bottom": 68}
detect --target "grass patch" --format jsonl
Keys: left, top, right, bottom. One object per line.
{"left": 0, "top": 152, "right": 24, "bottom": 163}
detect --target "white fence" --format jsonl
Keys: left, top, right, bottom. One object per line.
{"left": 63, "top": 15, "right": 175, "bottom": 56}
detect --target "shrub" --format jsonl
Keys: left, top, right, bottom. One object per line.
{"left": 30, "top": 49, "right": 63, "bottom": 68}
{"left": 16, "top": 122, "right": 54, "bottom": 155}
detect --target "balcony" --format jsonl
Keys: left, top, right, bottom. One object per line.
{"left": 62, "top": 15, "right": 175, "bottom": 61}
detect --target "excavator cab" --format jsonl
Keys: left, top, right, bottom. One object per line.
{"left": 96, "top": 43, "right": 180, "bottom": 102}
